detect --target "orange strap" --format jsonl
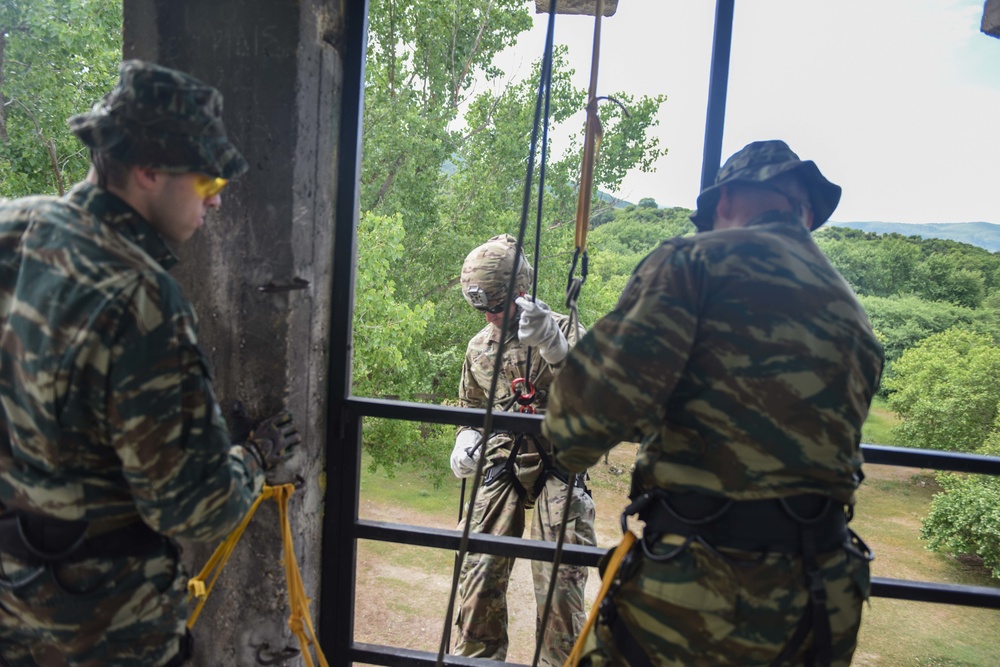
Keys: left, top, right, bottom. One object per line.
{"left": 564, "top": 530, "right": 636, "bottom": 667}
{"left": 187, "top": 484, "right": 328, "bottom": 667}
{"left": 572, "top": 0, "right": 606, "bottom": 256}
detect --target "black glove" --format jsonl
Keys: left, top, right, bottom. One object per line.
{"left": 247, "top": 412, "right": 301, "bottom": 470}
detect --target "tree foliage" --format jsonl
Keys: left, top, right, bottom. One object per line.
{"left": 0, "top": 0, "right": 121, "bottom": 197}
{"left": 885, "top": 328, "right": 1000, "bottom": 453}
{"left": 921, "top": 468, "right": 1000, "bottom": 578}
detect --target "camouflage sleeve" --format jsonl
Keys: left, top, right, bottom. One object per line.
{"left": 457, "top": 345, "right": 485, "bottom": 436}
{"left": 108, "top": 277, "right": 264, "bottom": 542}
{"left": 542, "top": 242, "right": 700, "bottom": 472}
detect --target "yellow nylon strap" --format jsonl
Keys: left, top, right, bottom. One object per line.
{"left": 572, "top": 0, "right": 606, "bottom": 256}
{"left": 186, "top": 484, "right": 328, "bottom": 667}
{"left": 564, "top": 530, "right": 636, "bottom": 667}
{"left": 186, "top": 486, "right": 272, "bottom": 628}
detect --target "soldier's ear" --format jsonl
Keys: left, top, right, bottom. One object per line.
{"left": 131, "top": 165, "right": 161, "bottom": 192}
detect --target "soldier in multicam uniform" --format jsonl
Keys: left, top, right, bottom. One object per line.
{"left": 450, "top": 234, "right": 597, "bottom": 665}
{"left": 0, "top": 61, "right": 299, "bottom": 666}
{"left": 543, "top": 141, "right": 885, "bottom": 667}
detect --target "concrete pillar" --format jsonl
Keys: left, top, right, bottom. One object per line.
{"left": 123, "top": 2, "right": 342, "bottom": 664}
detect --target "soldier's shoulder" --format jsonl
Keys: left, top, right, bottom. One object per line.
{"left": 466, "top": 322, "right": 493, "bottom": 352}
{"left": 0, "top": 194, "right": 74, "bottom": 222}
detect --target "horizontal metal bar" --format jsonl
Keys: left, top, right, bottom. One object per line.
{"left": 356, "top": 519, "right": 605, "bottom": 567}
{"left": 862, "top": 444, "right": 1000, "bottom": 474}
{"left": 352, "top": 643, "right": 529, "bottom": 667}
{"left": 357, "top": 521, "right": 1000, "bottom": 609}
{"left": 871, "top": 577, "right": 1000, "bottom": 608}
{"left": 348, "top": 396, "right": 543, "bottom": 433}
{"left": 349, "top": 397, "right": 1000, "bottom": 476}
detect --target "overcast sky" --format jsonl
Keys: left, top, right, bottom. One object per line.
{"left": 492, "top": 0, "right": 999, "bottom": 224}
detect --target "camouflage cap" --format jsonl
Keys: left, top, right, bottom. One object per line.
{"left": 68, "top": 60, "right": 248, "bottom": 179}
{"left": 460, "top": 234, "right": 534, "bottom": 311}
{"left": 690, "top": 140, "right": 841, "bottom": 232}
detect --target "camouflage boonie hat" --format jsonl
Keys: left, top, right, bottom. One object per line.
{"left": 69, "top": 60, "right": 248, "bottom": 179}
{"left": 690, "top": 140, "right": 841, "bottom": 232}
{"left": 460, "top": 234, "right": 534, "bottom": 311}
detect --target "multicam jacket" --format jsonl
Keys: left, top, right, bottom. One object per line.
{"left": 459, "top": 310, "right": 584, "bottom": 461}
{"left": 543, "top": 211, "right": 884, "bottom": 504}
{"left": 0, "top": 182, "right": 262, "bottom": 541}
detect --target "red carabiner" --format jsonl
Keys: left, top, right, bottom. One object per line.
{"left": 518, "top": 404, "right": 537, "bottom": 414}
{"left": 511, "top": 377, "right": 536, "bottom": 407}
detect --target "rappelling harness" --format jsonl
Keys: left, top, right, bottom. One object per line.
{"left": 567, "top": 485, "right": 872, "bottom": 667}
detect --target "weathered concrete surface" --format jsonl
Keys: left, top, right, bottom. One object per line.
{"left": 123, "top": 1, "right": 343, "bottom": 664}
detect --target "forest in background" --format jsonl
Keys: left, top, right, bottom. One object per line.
{"left": 1, "top": 0, "right": 998, "bottom": 578}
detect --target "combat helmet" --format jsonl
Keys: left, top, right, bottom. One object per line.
{"left": 689, "top": 140, "right": 841, "bottom": 232}
{"left": 460, "top": 234, "right": 534, "bottom": 312}
{"left": 68, "top": 60, "right": 247, "bottom": 179}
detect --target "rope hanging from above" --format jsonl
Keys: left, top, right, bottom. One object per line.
{"left": 435, "top": 1, "right": 560, "bottom": 664}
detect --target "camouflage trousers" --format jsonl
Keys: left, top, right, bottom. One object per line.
{"left": 0, "top": 540, "right": 189, "bottom": 666}
{"left": 454, "top": 459, "right": 596, "bottom": 666}
{"left": 575, "top": 533, "right": 872, "bottom": 666}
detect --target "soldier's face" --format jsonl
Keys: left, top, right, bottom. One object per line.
{"left": 148, "top": 172, "right": 222, "bottom": 242}
{"left": 484, "top": 300, "right": 518, "bottom": 327}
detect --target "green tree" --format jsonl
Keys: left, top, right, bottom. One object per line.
{"left": 0, "top": 0, "right": 121, "bottom": 197}
{"left": 353, "top": 211, "right": 450, "bottom": 478}
{"left": 921, "top": 434, "right": 1000, "bottom": 579}
{"left": 885, "top": 328, "right": 1000, "bottom": 453}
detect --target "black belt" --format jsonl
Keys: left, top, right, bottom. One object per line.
{"left": 613, "top": 490, "right": 863, "bottom": 667}
{"left": 633, "top": 491, "right": 849, "bottom": 554}
{"left": 0, "top": 510, "right": 166, "bottom": 565}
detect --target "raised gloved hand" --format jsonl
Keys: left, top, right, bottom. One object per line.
{"left": 247, "top": 412, "right": 301, "bottom": 470}
{"left": 450, "top": 429, "right": 482, "bottom": 479}
{"left": 515, "top": 296, "right": 568, "bottom": 365}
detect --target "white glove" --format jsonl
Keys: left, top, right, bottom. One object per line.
{"left": 450, "top": 429, "right": 482, "bottom": 478}
{"left": 515, "top": 296, "right": 568, "bottom": 365}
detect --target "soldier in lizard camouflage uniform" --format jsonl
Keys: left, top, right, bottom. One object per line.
{"left": 0, "top": 61, "right": 299, "bottom": 666}
{"left": 450, "top": 234, "right": 597, "bottom": 666}
{"left": 543, "top": 141, "right": 884, "bottom": 667}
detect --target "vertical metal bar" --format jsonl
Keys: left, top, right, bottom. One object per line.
{"left": 319, "top": 0, "right": 369, "bottom": 664}
{"left": 699, "top": 0, "right": 736, "bottom": 191}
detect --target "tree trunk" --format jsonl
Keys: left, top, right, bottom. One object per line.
{"left": 123, "top": 2, "right": 343, "bottom": 664}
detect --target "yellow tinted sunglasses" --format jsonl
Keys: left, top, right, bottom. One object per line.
{"left": 192, "top": 175, "right": 228, "bottom": 199}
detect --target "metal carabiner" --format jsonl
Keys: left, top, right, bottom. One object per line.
{"left": 511, "top": 377, "right": 536, "bottom": 406}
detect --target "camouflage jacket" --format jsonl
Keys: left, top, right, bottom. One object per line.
{"left": 542, "top": 211, "right": 884, "bottom": 504}
{"left": 459, "top": 309, "right": 584, "bottom": 461}
{"left": 0, "top": 182, "right": 263, "bottom": 540}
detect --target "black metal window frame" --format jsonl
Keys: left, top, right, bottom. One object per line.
{"left": 320, "top": 2, "right": 1000, "bottom": 665}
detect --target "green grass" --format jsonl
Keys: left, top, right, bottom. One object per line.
{"left": 852, "top": 465, "right": 1000, "bottom": 665}
{"left": 863, "top": 396, "right": 899, "bottom": 445}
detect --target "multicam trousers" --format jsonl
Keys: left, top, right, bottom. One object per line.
{"left": 575, "top": 533, "right": 872, "bottom": 666}
{"left": 0, "top": 541, "right": 189, "bottom": 666}
{"left": 454, "top": 455, "right": 597, "bottom": 666}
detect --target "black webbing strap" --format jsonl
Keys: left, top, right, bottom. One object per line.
{"left": 769, "top": 523, "right": 833, "bottom": 667}
{"left": 602, "top": 598, "right": 656, "bottom": 667}
{"left": 0, "top": 511, "right": 164, "bottom": 565}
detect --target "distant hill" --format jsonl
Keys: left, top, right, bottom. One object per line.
{"left": 827, "top": 221, "right": 1000, "bottom": 253}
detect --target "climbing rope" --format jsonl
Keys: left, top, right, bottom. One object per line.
{"left": 564, "top": 530, "right": 637, "bottom": 667}
{"left": 187, "top": 484, "right": 328, "bottom": 667}
{"left": 436, "top": 2, "right": 560, "bottom": 664}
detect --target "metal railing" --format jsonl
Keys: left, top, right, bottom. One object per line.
{"left": 319, "top": 1, "right": 1000, "bottom": 665}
